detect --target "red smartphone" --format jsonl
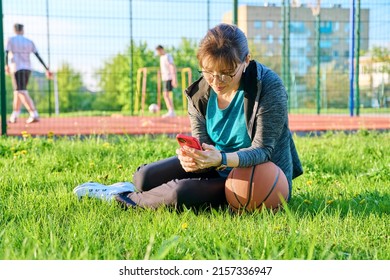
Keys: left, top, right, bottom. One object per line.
{"left": 176, "top": 134, "right": 202, "bottom": 150}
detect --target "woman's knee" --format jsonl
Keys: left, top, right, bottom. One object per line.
{"left": 133, "top": 156, "right": 183, "bottom": 191}
{"left": 132, "top": 164, "right": 152, "bottom": 191}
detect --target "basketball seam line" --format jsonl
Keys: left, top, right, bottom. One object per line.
{"left": 244, "top": 165, "right": 256, "bottom": 209}
{"left": 231, "top": 166, "right": 255, "bottom": 209}
{"left": 256, "top": 166, "right": 280, "bottom": 208}
{"left": 231, "top": 169, "right": 244, "bottom": 208}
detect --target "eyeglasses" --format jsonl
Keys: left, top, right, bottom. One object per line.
{"left": 198, "top": 63, "right": 244, "bottom": 84}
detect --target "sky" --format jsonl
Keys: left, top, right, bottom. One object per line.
{"left": 3, "top": 0, "right": 390, "bottom": 90}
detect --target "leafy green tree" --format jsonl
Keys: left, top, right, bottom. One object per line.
{"left": 96, "top": 39, "right": 199, "bottom": 114}
{"left": 4, "top": 75, "right": 14, "bottom": 114}
{"left": 370, "top": 46, "right": 389, "bottom": 107}
{"left": 27, "top": 72, "right": 48, "bottom": 113}
{"left": 168, "top": 38, "right": 199, "bottom": 111}
{"left": 56, "top": 63, "right": 89, "bottom": 112}
{"left": 371, "top": 46, "right": 390, "bottom": 66}
{"left": 249, "top": 41, "right": 282, "bottom": 76}
{"left": 305, "top": 62, "right": 349, "bottom": 109}
{"left": 171, "top": 38, "right": 199, "bottom": 75}
{"left": 94, "top": 53, "right": 132, "bottom": 112}
{"left": 95, "top": 41, "right": 157, "bottom": 113}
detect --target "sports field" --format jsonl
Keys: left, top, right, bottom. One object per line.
{"left": 0, "top": 130, "right": 388, "bottom": 260}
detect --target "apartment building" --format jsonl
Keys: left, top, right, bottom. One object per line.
{"left": 223, "top": 4, "right": 369, "bottom": 75}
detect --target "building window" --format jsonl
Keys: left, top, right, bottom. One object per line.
{"left": 290, "top": 21, "right": 305, "bottom": 33}
{"left": 320, "top": 21, "right": 333, "bottom": 34}
{"left": 267, "top": 35, "right": 273, "bottom": 44}
{"left": 254, "top": 21, "right": 261, "bottom": 29}
{"left": 320, "top": 49, "right": 332, "bottom": 62}
{"left": 254, "top": 35, "right": 261, "bottom": 43}
{"left": 334, "top": 22, "right": 340, "bottom": 31}
{"left": 344, "top": 23, "right": 350, "bottom": 33}
{"left": 266, "top": 21, "right": 273, "bottom": 29}
{"left": 320, "top": 40, "right": 332, "bottom": 48}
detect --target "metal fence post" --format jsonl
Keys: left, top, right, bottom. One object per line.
{"left": 286, "top": 1, "right": 291, "bottom": 112}
{"left": 282, "top": 0, "right": 291, "bottom": 112}
{"left": 355, "top": 0, "right": 361, "bottom": 116}
{"left": 0, "top": 0, "right": 7, "bottom": 135}
{"left": 233, "top": 0, "right": 238, "bottom": 25}
{"left": 349, "top": 0, "right": 356, "bottom": 116}
{"left": 311, "top": 1, "right": 321, "bottom": 115}
{"left": 316, "top": 13, "right": 321, "bottom": 115}
{"left": 46, "top": 0, "right": 52, "bottom": 116}
{"left": 129, "top": 0, "right": 134, "bottom": 115}
{"left": 282, "top": 0, "right": 286, "bottom": 93}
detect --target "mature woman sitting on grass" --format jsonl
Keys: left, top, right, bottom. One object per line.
{"left": 73, "top": 23, "right": 303, "bottom": 210}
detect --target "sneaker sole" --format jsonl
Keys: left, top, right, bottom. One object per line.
{"left": 26, "top": 119, "right": 40, "bottom": 124}
{"left": 115, "top": 193, "right": 137, "bottom": 207}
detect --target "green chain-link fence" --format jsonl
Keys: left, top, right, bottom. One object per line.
{"left": 1, "top": 0, "right": 389, "bottom": 135}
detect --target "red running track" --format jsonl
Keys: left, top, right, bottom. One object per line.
{"left": 5, "top": 114, "right": 390, "bottom": 136}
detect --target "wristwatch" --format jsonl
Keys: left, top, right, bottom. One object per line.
{"left": 216, "top": 151, "right": 227, "bottom": 171}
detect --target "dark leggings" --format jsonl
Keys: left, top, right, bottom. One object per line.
{"left": 125, "top": 156, "right": 227, "bottom": 209}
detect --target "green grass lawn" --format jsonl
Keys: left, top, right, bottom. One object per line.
{"left": 0, "top": 131, "right": 389, "bottom": 260}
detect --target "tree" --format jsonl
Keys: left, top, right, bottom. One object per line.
{"left": 371, "top": 46, "right": 390, "bottom": 65}
{"left": 56, "top": 63, "right": 89, "bottom": 112}
{"left": 171, "top": 38, "right": 199, "bottom": 78}
{"left": 371, "top": 46, "right": 389, "bottom": 107}
{"left": 249, "top": 40, "right": 282, "bottom": 76}
{"left": 305, "top": 62, "right": 349, "bottom": 109}
{"left": 95, "top": 41, "right": 157, "bottom": 112}
{"left": 96, "top": 38, "right": 199, "bottom": 113}
{"left": 27, "top": 72, "right": 48, "bottom": 113}
{"left": 94, "top": 53, "right": 131, "bottom": 111}
{"left": 168, "top": 38, "right": 199, "bottom": 110}
{"left": 365, "top": 46, "right": 390, "bottom": 107}
{"left": 4, "top": 75, "right": 14, "bottom": 114}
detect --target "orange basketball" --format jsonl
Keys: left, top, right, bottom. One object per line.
{"left": 225, "top": 162, "right": 289, "bottom": 212}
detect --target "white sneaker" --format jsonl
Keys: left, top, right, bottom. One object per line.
{"left": 26, "top": 116, "right": 40, "bottom": 124}
{"left": 162, "top": 111, "right": 175, "bottom": 118}
{"left": 9, "top": 115, "right": 17, "bottom": 123}
{"left": 73, "top": 182, "right": 135, "bottom": 201}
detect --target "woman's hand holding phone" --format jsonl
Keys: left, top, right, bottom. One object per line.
{"left": 176, "top": 134, "right": 202, "bottom": 150}
{"left": 176, "top": 135, "right": 222, "bottom": 172}
{"left": 176, "top": 134, "right": 202, "bottom": 172}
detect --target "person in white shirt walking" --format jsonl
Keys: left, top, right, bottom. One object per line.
{"left": 156, "top": 45, "right": 177, "bottom": 117}
{"left": 5, "top": 23, "right": 52, "bottom": 124}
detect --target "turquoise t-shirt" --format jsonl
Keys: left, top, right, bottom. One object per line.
{"left": 206, "top": 89, "right": 251, "bottom": 176}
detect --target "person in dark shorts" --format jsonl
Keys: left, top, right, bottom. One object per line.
{"left": 156, "top": 45, "right": 177, "bottom": 117}
{"left": 5, "top": 23, "right": 52, "bottom": 124}
{"left": 73, "top": 24, "right": 303, "bottom": 211}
